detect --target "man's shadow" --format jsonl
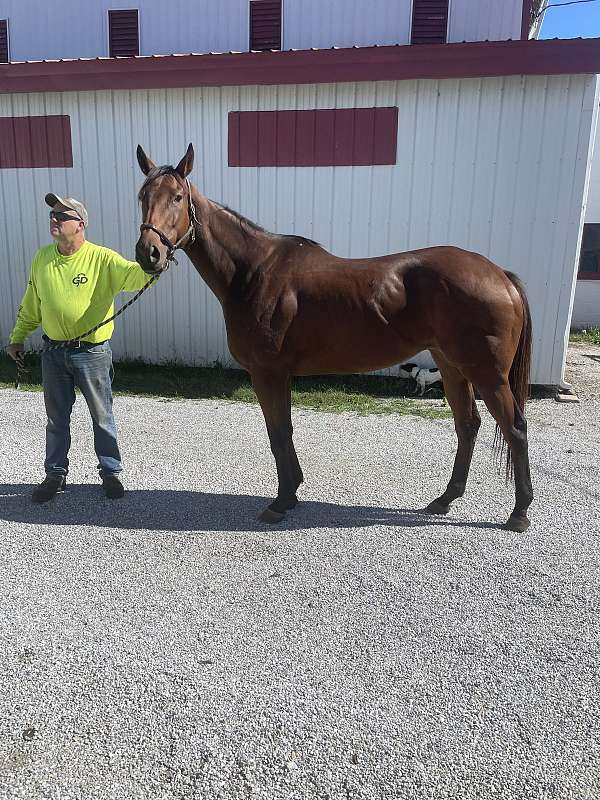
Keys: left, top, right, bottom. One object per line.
{"left": 0, "top": 484, "right": 503, "bottom": 532}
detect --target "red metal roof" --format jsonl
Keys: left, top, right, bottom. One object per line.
{"left": 1, "top": 38, "right": 599, "bottom": 95}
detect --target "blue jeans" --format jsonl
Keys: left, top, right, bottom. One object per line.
{"left": 41, "top": 341, "right": 122, "bottom": 477}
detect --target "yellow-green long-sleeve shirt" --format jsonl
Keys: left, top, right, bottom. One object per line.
{"left": 10, "top": 241, "right": 154, "bottom": 344}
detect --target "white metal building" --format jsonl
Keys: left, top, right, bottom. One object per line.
{"left": 0, "top": 1, "right": 598, "bottom": 385}
{"left": 572, "top": 135, "right": 600, "bottom": 329}
{"left": 0, "top": 0, "right": 528, "bottom": 62}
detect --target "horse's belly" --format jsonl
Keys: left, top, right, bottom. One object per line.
{"left": 290, "top": 322, "right": 418, "bottom": 375}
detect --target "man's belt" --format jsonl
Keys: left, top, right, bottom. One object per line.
{"left": 42, "top": 334, "right": 108, "bottom": 349}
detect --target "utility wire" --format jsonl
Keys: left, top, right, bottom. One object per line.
{"left": 535, "top": 0, "right": 600, "bottom": 19}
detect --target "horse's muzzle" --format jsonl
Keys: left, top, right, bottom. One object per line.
{"left": 135, "top": 239, "right": 166, "bottom": 275}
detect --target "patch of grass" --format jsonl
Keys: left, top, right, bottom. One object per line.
{"left": 0, "top": 354, "right": 450, "bottom": 418}
{"left": 570, "top": 326, "right": 600, "bottom": 345}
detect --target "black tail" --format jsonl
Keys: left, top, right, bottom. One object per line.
{"left": 506, "top": 271, "right": 532, "bottom": 416}
{"left": 494, "top": 271, "right": 532, "bottom": 479}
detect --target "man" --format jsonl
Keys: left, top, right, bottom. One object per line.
{"left": 6, "top": 194, "right": 155, "bottom": 503}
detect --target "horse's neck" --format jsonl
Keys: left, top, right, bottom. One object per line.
{"left": 187, "top": 193, "right": 273, "bottom": 304}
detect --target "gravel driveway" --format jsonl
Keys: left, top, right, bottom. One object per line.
{"left": 0, "top": 346, "right": 598, "bottom": 800}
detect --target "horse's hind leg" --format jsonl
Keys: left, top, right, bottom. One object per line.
{"left": 477, "top": 382, "right": 533, "bottom": 532}
{"left": 426, "top": 360, "right": 481, "bottom": 515}
{"left": 251, "top": 369, "right": 304, "bottom": 523}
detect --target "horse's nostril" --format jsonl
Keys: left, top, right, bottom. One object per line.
{"left": 149, "top": 245, "right": 161, "bottom": 265}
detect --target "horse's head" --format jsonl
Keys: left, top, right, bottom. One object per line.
{"left": 135, "top": 143, "right": 196, "bottom": 274}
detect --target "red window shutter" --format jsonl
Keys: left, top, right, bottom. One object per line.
{"left": 249, "top": 0, "right": 282, "bottom": 51}
{"left": 578, "top": 223, "right": 600, "bottom": 279}
{"left": 0, "top": 116, "right": 73, "bottom": 169}
{"left": 0, "top": 20, "right": 9, "bottom": 63}
{"left": 228, "top": 108, "right": 398, "bottom": 167}
{"left": 109, "top": 9, "right": 139, "bottom": 58}
{"left": 411, "top": 0, "right": 449, "bottom": 45}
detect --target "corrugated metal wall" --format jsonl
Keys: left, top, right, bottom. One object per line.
{"left": 282, "top": 0, "right": 413, "bottom": 49}
{"left": 447, "top": 0, "right": 523, "bottom": 43}
{"left": 0, "top": 74, "right": 597, "bottom": 384}
{"left": 0, "top": 0, "right": 250, "bottom": 61}
{"left": 1, "top": 0, "right": 523, "bottom": 63}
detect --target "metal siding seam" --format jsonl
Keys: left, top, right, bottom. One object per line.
{"left": 10, "top": 94, "right": 29, "bottom": 292}
{"left": 520, "top": 77, "right": 552, "bottom": 380}
{"left": 530, "top": 78, "right": 563, "bottom": 383}
{"left": 538, "top": 75, "right": 576, "bottom": 382}
{"left": 429, "top": 78, "right": 455, "bottom": 246}
{"left": 471, "top": 78, "right": 503, "bottom": 257}
{"left": 489, "top": 77, "right": 519, "bottom": 267}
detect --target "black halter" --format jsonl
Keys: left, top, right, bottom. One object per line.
{"left": 139, "top": 177, "right": 199, "bottom": 266}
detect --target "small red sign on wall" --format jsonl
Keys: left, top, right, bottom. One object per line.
{"left": 228, "top": 108, "right": 398, "bottom": 167}
{"left": 0, "top": 115, "right": 73, "bottom": 169}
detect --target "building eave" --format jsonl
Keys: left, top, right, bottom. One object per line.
{"left": 1, "top": 38, "right": 600, "bottom": 95}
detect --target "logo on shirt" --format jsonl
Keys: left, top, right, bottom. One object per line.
{"left": 72, "top": 273, "right": 88, "bottom": 286}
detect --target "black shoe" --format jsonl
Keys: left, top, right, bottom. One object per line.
{"left": 32, "top": 474, "right": 66, "bottom": 503}
{"left": 102, "top": 473, "right": 124, "bottom": 499}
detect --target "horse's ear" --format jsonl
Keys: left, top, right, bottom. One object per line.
{"left": 136, "top": 145, "right": 156, "bottom": 176}
{"left": 175, "top": 143, "right": 194, "bottom": 179}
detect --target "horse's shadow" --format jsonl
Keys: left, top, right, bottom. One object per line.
{"left": 0, "top": 484, "right": 504, "bottom": 532}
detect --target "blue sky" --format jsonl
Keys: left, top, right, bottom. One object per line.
{"left": 540, "top": 0, "right": 600, "bottom": 38}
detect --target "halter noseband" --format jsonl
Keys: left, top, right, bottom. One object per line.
{"left": 139, "top": 176, "right": 199, "bottom": 267}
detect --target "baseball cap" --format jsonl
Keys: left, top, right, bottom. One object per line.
{"left": 45, "top": 193, "right": 89, "bottom": 227}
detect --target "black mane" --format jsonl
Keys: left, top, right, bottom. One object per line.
{"left": 218, "top": 204, "right": 319, "bottom": 248}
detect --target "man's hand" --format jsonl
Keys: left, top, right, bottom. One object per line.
{"left": 6, "top": 343, "right": 25, "bottom": 366}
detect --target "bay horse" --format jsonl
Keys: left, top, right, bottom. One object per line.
{"left": 135, "top": 144, "right": 533, "bottom": 532}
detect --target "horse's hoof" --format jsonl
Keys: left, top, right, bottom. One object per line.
{"left": 505, "top": 515, "right": 530, "bottom": 533}
{"left": 258, "top": 507, "right": 286, "bottom": 524}
{"left": 425, "top": 500, "right": 451, "bottom": 515}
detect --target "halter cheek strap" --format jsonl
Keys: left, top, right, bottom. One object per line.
{"left": 139, "top": 178, "right": 199, "bottom": 266}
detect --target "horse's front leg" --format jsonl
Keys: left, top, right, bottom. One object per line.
{"left": 251, "top": 369, "right": 304, "bottom": 523}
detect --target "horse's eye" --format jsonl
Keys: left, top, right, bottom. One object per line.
{"left": 174, "top": 194, "right": 183, "bottom": 203}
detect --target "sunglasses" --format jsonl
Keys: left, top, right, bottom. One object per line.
{"left": 49, "top": 211, "right": 81, "bottom": 223}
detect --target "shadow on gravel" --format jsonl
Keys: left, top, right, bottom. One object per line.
{"left": 582, "top": 352, "right": 600, "bottom": 364}
{"left": 0, "top": 483, "right": 506, "bottom": 532}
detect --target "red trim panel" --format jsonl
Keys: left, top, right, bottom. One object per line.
{"left": 578, "top": 223, "right": 600, "bottom": 279}
{"left": 1, "top": 39, "right": 600, "bottom": 95}
{"left": 0, "top": 115, "right": 73, "bottom": 168}
{"left": 522, "top": 0, "right": 533, "bottom": 40}
{"left": 229, "top": 108, "right": 398, "bottom": 167}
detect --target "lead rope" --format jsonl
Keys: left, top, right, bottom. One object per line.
{"left": 14, "top": 273, "right": 159, "bottom": 389}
